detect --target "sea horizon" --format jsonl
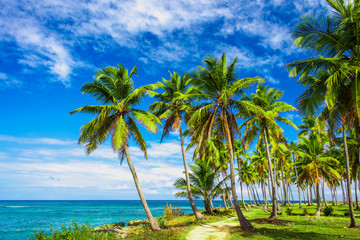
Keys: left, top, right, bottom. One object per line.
{"left": 0, "top": 199, "right": 227, "bottom": 240}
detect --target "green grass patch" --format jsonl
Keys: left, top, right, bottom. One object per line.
{"left": 227, "top": 204, "right": 360, "bottom": 240}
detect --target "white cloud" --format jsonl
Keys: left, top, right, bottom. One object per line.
{"left": 213, "top": 44, "right": 284, "bottom": 73}
{"left": 0, "top": 16, "right": 75, "bottom": 86}
{"left": 0, "top": 72, "right": 22, "bottom": 89}
{"left": 0, "top": 135, "right": 76, "bottom": 145}
{"left": 285, "top": 112, "right": 301, "bottom": 121}
{"left": 0, "top": 0, "right": 329, "bottom": 85}
{"left": 264, "top": 75, "right": 280, "bottom": 85}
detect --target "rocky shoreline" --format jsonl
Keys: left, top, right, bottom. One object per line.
{"left": 93, "top": 219, "right": 150, "bottom": 238}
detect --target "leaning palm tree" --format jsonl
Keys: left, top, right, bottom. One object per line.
{"left": 188, "top": 53, "right": 264, "bottom": 229}
{"left": 70, "top": 64, "right": 161, "bottom": 231}
{"left": 148, "top": 72, "right": 204, "bottom": 220}
{"left": 239, "top": 84, "right": 298, "bottom": 219}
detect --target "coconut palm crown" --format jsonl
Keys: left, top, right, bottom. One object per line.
{"left": 188, "top": 52, "right": 264, "bottom": 229}
{"left": 70, "top": 64, "right": 161, "bottom": 231}
{"left": 148, "top": 71, "right": 204, "bottom": 220}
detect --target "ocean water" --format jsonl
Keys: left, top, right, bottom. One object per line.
{"left": 0, "top": 200, "right": 224, "bottom": 240}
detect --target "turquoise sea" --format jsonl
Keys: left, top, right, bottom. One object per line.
{"left": 0, "top": 200, "right": 224, "bottom": 240}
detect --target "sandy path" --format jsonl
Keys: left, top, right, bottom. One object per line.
{"left": 186, "top": 217, "right": 238, "bottom": 240}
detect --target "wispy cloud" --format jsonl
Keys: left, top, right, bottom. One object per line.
{"left": 0, "top": 135, "right": 76, "bottom": 145}
{"left": 0, "top": 134, "right": 192, "bottom": 198}
{"left": 0, "top": 0, "right": 328, "bottom": 87}
{"left": 0, "top": 72, "right": 22, "bottom": 89}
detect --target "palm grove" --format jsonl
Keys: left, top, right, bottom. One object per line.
{"left": 70, "top": 0, "right": 360, "bottom": 231}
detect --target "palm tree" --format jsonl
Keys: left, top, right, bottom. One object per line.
{"left": 250, "top": 148, "right": 269, "bottom": 209}
{"left": 238, "top": 159, "right": 258, "bottom": 207}
{"left": 188, "top": 53, "right": 264, "bottom": 229}
{"left": 289, "top": 141, "right": 302, "bottom": 208}
{"left": 240, "top": 84, "right": 298, "bottom": 219}
{"left": 70, "top": 64, "right": 161, "bottom": 231}
{"left": 148, "top": 71, "right": 204, "bottom": 220}
{"left": 297, "top": 132, "right": 341, "bottom": 216}
{"left": 174, "top": 159, "right": 226, "bottom": 214}
{"left": 288, "top": 0, "right": 360, "bottom": 226}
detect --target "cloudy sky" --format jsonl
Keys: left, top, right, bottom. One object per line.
{"left": 0, "top": 0, "right": 330, "bottom": 200}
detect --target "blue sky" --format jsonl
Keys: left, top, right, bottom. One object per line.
{"left": 0, "top": 0, "right": 330, "bottom": 200}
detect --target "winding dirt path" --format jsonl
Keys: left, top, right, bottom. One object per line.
{"left": 186, "top": 217, "right": 238, "bottom": 240}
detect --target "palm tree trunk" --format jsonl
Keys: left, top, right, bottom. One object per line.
{"left": 322, "top": 179, "right": 328, "bottom": 207}
{"left": 210, "top": 196, "right": 215, "bottom": 210}
{"left": 306, "top": 185, "right": 310, "bottom": 205}
{"left": 204, "top": 198, "right": 211, "bottom": 214}
{"left": 124, "top": 145, "right": 160, "bottom": 231}
{"left": 295, "top": 166, "right": 302, "bottom": 208}
{"left": 222, "top": 172, "right": 235, "bottom": 208}
{"left": 341, "top": 180, "right": 347, "bottom": 204}
{"left": 247, "top": 184, "right": 254, "bottom": 206}
{"left": 355, "top": 171, "right": 360, "bottom": 210}
{"left": 261, "top": 179, "right": 268, "bottom": 209}
{"left": 254, "top": 183, "right": 262, "bottom": 206}
{"left": 330, "top": 186, "right": 335, "bottom": 205}
{"left": 250, "top": 184, "right": 257, "bottom": 205}
{"left": 216, "top": 172, "right": 228, "bottom": 210}
{"left": 267, "top": 171, "right": 273, "bottom": 202}
{"left": 281, "top": 164, "right": 288, "bottom": 205}
{"left": 342, "top": 122, "right": 359, "bottom": 227}
{"left": 288, "top": 181, "right": 295, "bottom": 206}
{"left": 223, "top": 116, "right": 253, "bottom": 229}
{"left": 179, "top": 127, "right": 204, "bottom": 220}
{"left": 314, "top": 182, "right": 321, "bottom": 217}
{"left": 253, "top": 184, "right": 260, "bottom": 205}
{"left": 264, "top": 127, "right": 277, "bottom": 219}
{"left": 240, "top": 181, "right": 249, "bottom": 212}
{"left": 309, "top": 184, "right": 313, "bottom": 205}
{"left": 335, "top": 186, "right": 339, "bottom": 205}
{"left": 302, "top": 187, "right": 306, "bottom": 206}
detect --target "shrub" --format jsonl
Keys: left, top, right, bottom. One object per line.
{"left": 344, "top": 209, "right": 350, "bottom": 216}
{"left": 164, "top": 203, "right": 184, "bottom": 221}
{"left": 303, "top": 207, "right": 309, "bottom": 216}
{"left": 156, "top": 215, "right": 167, "bottom": 229}
{"left": 240, "top": 202, "right": 249, "bottom": 209}
{"left": 29, "top": 221, "right": 115, "bottom": 240}
{"left": 323, "top": 206, "right": 334, "bottom": 216}
{"left": 285, "top": 208, "right": 293, "bottom": 216}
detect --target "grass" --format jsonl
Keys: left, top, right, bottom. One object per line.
{"left": 226, "top": 203, "right": 360, "bottom": 240}
{"left": 29, "top": 204, "right": 360, "bottom": 240}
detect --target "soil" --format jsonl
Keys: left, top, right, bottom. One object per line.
{"left": 186, "top": 217, "right": 238, "bottom": 240}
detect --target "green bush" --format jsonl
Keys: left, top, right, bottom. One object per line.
{"left": 323, "top": 206, "right": 334, "bottom": 216}
{"left": 344, "top": 209, "right": 350, "bottom": 216}
{"left": 156, "top": 215, "right": 167, "bottom": 229}
{"left": 29, "top": 221, "right": 115, "bottom": 240}
{"left": 285, "top": 207, "right": 293, "bottom": 215}
{"left": 303, "top": 207, "right": 309, "bottom": 216}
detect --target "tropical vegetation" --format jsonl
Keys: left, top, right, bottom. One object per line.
{"left": 69, "top": 0, "right": 360, "bottom": 236}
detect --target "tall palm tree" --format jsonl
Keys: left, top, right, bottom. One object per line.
{"left": 250, "top": 148, "right": 269, "bottom": 209}
{"left": 238, "top": 159, "right": 258, "bottom": 206}
{"left": 148, "top": 71, "right": 204, "bottom": 220}
{"left": 289, "top": 141, "right": 303, "bottom": 208}
{"left": 70, "top": 64, "right": 161, "bottom": 231}
{"left": 188, "top": 53, "right": 264, "bottom": 229}
{"left": 297, "top": 132, "right": 341, "bottom": 216}
{"left": 288, "top": 0, "right": 360, "bottom": 226}
{"left": 240, "top": 84, "right": 298, "bottom": 218}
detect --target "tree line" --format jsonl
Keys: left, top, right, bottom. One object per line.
{"left": 70, "top": 0, "right": 360, "bottom": 231}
